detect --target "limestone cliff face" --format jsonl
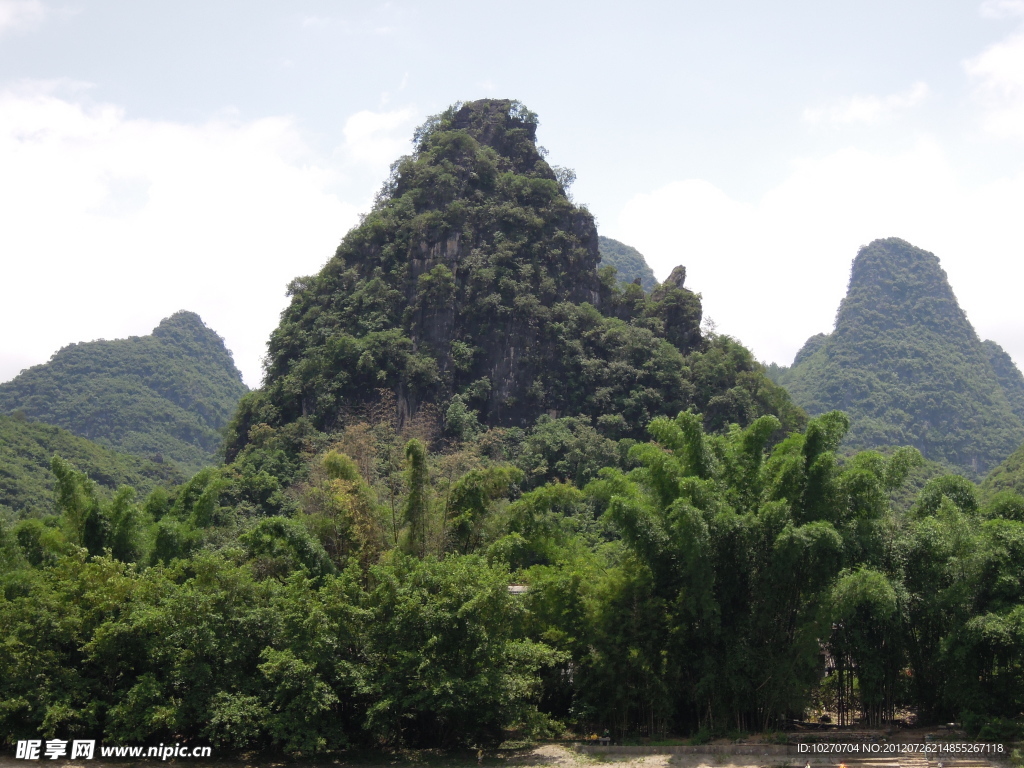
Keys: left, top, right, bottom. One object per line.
{"left": 225, "top": 99, "right": 799, "bottom": 459}
{"left": 392, "top": 100, "right": 603, "bottom": 424}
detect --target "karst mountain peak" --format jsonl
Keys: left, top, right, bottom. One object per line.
{"left": 775, "top": 237, "right": 1024, "bottom": 476}
{"left": 225, "top": 98, "right": 801, "bottom": 460}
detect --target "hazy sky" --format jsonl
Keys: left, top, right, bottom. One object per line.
{"left": 2, "top": 1, "right": 1023, "bottom": 387}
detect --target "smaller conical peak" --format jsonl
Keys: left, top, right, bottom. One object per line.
{"left": 152, "top": 311, "right": 228, "bottom": 350}
{"left": 835, "top": 237, "right": 969, "bottom": 337}
{"left": 153, "top": 310, "right": 208, "bottom": 335}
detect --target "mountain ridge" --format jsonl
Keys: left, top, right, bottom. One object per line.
{"left": 598, "top": 235, "right": 657, "bottom": 291}
{"left": 0, "top": 311, "right": 248, "bottom": 473}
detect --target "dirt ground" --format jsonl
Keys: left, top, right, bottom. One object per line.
{"left": 518, "top": 745, "right": 793, "bottom": 768}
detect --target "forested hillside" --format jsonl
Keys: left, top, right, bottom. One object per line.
{"left": 0, "top": 413, "right": 184, "bottom": 516}
{"left": 0, "top": 311, "right": 248, "bottom": 473}
{"left": 774, "top": 238, "right": 1024, "bottom": 477}
{"left": 981, "top": 440, "right": 1024, "bottom": 499}
{"left": 597, "top": 235, "right": 657, "bottom": 291}
{"left": 3, "top": 103, "right": 1024, "bottom": 753}
{"left": 225, "top": 99, "right": 802, "bottom": 463}
{"left": 983, "top": 338, "right": 1024, "bottom": 425}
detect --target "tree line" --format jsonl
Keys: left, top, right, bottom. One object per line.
{"left": 3, "top": 404, "right": 1023, "bottom": 751}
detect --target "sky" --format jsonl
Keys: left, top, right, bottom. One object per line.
{"left": 1, "top": 1, "right": 1023, "bottom": 388}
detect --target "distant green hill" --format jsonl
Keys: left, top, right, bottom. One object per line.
{"left": 983, "top": 339, "right": 1024, "bottom": 425}
{"left": 0, "top": 311, "right": 248, "bottom": 474}
{"left": 775, "top": 238, "right": 1024, "bottom": 477}
{"left": 981, "top": 440, "right": 1024, "bottom": 499}
{"left": 0, "top": 412, "right": 185, "bottom": 516}
{"left": 598, "top": 236, "right": 657, "bottom": 291}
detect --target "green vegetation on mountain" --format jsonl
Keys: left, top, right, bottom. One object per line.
{"left": 5, "top": 104, "right": 1024, "bottom": 752}
{"left": 981, "top": 439, "right": 1024, "bottom": 500}
{"left": 0, "top": 415, "right": 184, "bottom": 518}
{"left": 983, "top": 338, "right": 1024, "bottom": 424}
{"left": 226, "top": 99, "right": 801, "bottom": 464}
{"left": 775, "top": 238, "right": 1024, "bottom": 477}
{"left": 0, "top": 413, "right": 185, "bottom": 516}
{"left": 597, "top": 235, "right": 657, "bottom": 291}
{"left": 0, "top": 311, "right": 248, "bottom": 474}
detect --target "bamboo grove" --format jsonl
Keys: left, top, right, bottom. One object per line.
{"left": 3, "top": 406, "right": 1023, "bottom": 749}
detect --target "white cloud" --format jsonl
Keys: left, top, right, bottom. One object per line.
{"left": 341, "top": 107, "right": 415, "bottom": 167}
{"left": 611, "top": 139, "right": 1024, "bottom": 371}
{"left": 803, "top": 82, "right": 929, "bottom": 126}
{"left": 966, "top": 25, "right": 1024, "bottom": 138}
{"left": 0, "top": 82, "right": 362, "bottom": 387}
{"left": 980, "top": 0, "right": 1024, "bottom": 18}
{"left": 0, "top": 0, "right": 45, "bottom": 35}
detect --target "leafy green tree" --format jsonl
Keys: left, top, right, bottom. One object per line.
{"left": 107, "top": 486, "right": 146, "bottom": 563}
{"left": 240, "top": 517, "right": 336, "bottom": 580}
{"left": 516, "top": 415, "right": 620, "bottom": 488}
{"left": 401, "top": 439, "right": 429, "bottom": 557}
{"left": 50, "top": 455, "right": 104, "bottom": 551}
{"left": 828, "top": 568, "right": 901, "bottom": 726}
{"left": 299, "top": 450, "right": 386, "bottom": 569}
{"left": 361, "top": 554, "right": 559, "bottom": 747}
{"left": 446, "top": 465, "right": 522, "bottom": 553}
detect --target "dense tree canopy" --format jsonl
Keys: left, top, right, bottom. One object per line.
{"left": 4, "top": 404, "right": 1024, "bottom": 750}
